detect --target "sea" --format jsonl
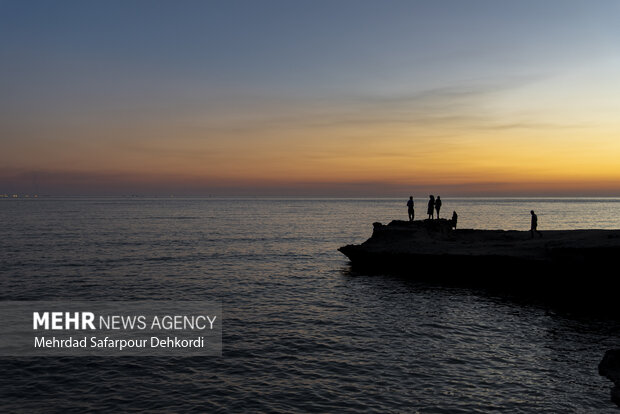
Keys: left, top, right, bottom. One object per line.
{"left": 1, "top": 197, "right": 620, "bottom": 413}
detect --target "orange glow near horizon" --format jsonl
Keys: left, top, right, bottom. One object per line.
{"left": 3, "top": 114, "right": 620, "bottom": 196}
{"left": 3, "top": 57, "right": 620, "bottom": 196}
{"left": 3, "top": 2, "right": 620, "bottom": 196}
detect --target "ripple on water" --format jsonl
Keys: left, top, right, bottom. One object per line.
{"left": 1, "top": 198, "right": 620, "bottom": 412}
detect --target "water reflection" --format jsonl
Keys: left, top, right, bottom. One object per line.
{"left": 338, "top": 269, "right": 620, "bottom": 411}
{"left": 2, "top": 198, "right": 620, "bottom": 412}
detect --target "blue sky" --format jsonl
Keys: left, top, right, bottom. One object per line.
{"left": 2, "top": 0, "right": 620, "bottom": 195}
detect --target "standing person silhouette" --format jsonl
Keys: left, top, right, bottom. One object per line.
{"left": 530, "top": 210, "right": 542, "bottom": 238}
{"left": 407, "top": 196, "right": 415, "bottom": 221}
{"left": 435, "top": 196, "right": 442, "bottom": 218}
{"left": 427, "top": 195, "right": 435, "bottom": 219}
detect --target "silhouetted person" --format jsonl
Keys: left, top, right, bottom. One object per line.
{"left": 530, "top": 210, "right": 542, "bottom": 238}
{"left": 435, "top": 196, "right": 442, "bottom": 218}
{"left": 407, "top": 196, "right": 414, "bottom": 221}
{"left": 427, "top": 195, "right": 435, "bottom": 219}
{"left": 451, "top": 211, "right": 458, "bottom": 229}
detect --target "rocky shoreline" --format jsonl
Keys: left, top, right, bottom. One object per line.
{"left": 599, "top": 349, "right": 620, "bottom": 408}
{"left": 339, "top": 219, "right": 620, "bottom": 312}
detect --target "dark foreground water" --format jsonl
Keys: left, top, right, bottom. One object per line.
{"left": 1, "top": 197, "right": 620, "bottom": 413}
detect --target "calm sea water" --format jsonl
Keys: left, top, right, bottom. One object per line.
{"left": 1, "top": 197, "right": 620, "bottom": 413}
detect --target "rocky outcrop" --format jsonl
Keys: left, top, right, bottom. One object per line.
{"left": 339, "top": 219, "right": 620, "bottom": 269}
{"left": 338, "top": 219, "right": 620, "bottom": 311}
{"left": 599, "top": 349, "right": 620, "bottom": 407}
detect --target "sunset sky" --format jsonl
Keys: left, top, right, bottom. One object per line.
{"left": 1, "top": 0, "right": 620, "bottom": 196}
